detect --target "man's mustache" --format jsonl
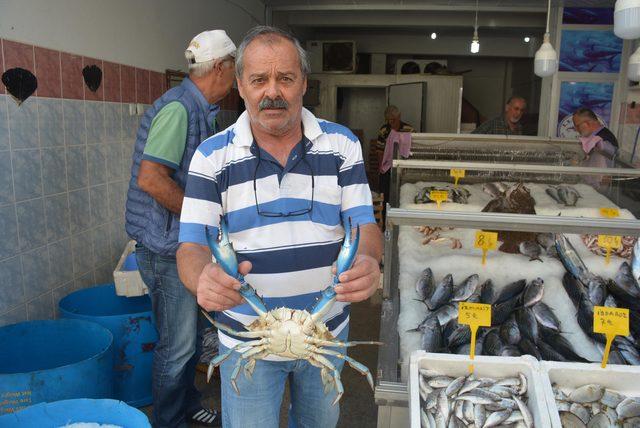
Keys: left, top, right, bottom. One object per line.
{"left": 259, "top": 97, "right": 288, "bottom": 111}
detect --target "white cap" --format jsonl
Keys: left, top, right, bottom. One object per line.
{"left": 186, "top": 30, "right": 236, "bottom": 64}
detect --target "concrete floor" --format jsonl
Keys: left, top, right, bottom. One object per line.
{"left": 143, "top": 290, "right": 383, "bottom": 428}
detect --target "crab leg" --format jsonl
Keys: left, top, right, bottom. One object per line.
{"left": 313, "top": 347, "right": 375, "bottom": 390}
{"left": 305, "top": 336, "right": 382, "bottom": 348}
{"left": 207, "top": 339, "right": 266, "bottom": 381}
{"left": 310, "top": 217, "right": 360, "bottom": 322}
{"left": 310, "top": 354, "right": 344, "bottom": 406}
{"left": 205, "top": 220, "right": 268, "bottom": 316}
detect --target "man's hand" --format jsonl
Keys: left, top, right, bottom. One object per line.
{"left": 197, "top": 261, "right": 252, "bottom": 312}
{"left": 334, "top": 254, "right": 380, "bottom": 303}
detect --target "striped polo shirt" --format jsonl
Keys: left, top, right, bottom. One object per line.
{"left": 179, "top": 107, "right": 375, "bottom": 356}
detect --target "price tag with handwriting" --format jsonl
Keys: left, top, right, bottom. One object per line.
{"left": 459, "top": 302, "right": 492, "bottom": 372}
{"left": 599, "top": 208, "right": 620, "bottom": 218}
{"left": 597, "top": 235, "right": 622, "bottom": 265}
{"left": 450, "top": 169, "right": 466, "bottom": 187}
{"left": 474, "top": 231, "right": 498, "bottom": 265}
{"left": 594, "top": 306, "right": 629, "bottom": 368}
{"left": 429, "top": 190, "right": 449, "bottom": 209}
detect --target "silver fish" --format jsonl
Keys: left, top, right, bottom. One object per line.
{"left": 515, "top": 308, "right": 538, "bottom": 344}
{"left": 416, "top": 267, "right": 435, "bottom": 301}
{"left": 427, "top": 274, "right": 454, "bottom": 310}
{"left": 555, "top": 234, "right": 590, "bottom": 282}
{"left": 546, "top": 186, "right": 562, "bottom": 204}
{"left": 474, "top": 404, "right": 487, "bottom": 428}
{"left": 600, "top": 389, "right": 624, "bottom": 408}
{"left": 586, "top": 276, "right": 606, "bottom": 307}
{"left": 522, "top": 277, "right": 544, "bottom": 307}
{"left": 623, "top": 417, "right": 640, "bottom": 428}
{"left": 512, "top": 394, "right": 533, "bottom": 428}
{"left": 421, "top": 317, "right": 443, "bottom": 352}
{"left": 531, "top": 302, "right": 560, "bottom": 332}
{"left": 452, "top": 274, "right": 480, "bottom": 302}
{"left": 482, "top": 409, "right": 512, "bottom": 427}
{"left": 445, "top": 376, "right": 467, "bottom": 397}
{"left": 429, "top": 375, "right": 455, "bottom": 388}
{"left": 615, "top": 262, "right": 640, "bottom": 299}
{"left": 518, "top": 241, "right": 543, "bottom": 262}
{"left": 558, "top": 185, "right": 581, "bottom": 206}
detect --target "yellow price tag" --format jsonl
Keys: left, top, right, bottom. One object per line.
{"left": 458, "top": 302, "right": 492, "bottom": 372}
{"left": 474, "top": 231, "right": 498, "bottom": 265}
{"left": 597, "top": 235, "right": 622, "bottom": 265}
{"left": 450, "top": 169, "right": 466, "bottom": 187}
{"left": 593, "top": 306, "right": 629, "bottom": 368}
{"left": 600, "top": 208, "right": 620, "bottom": 218}
{"left": 429, "top": 190, "right": 449, "bottom": 209}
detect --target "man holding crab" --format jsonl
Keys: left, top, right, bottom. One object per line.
{"left": 176, "top": 26, "right": 383, "bottom": 427}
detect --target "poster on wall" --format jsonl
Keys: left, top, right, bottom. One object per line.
{"left": 557, "top": 81, "right": 614, "bottom": 138}
{"left": 559, "top": 30, "right": 622, "bottom": 73}
{"left": 562, "top": 8, "right": 614, "bottom": 25}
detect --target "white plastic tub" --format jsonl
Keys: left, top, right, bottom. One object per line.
{"left": 408, "top": 351, "right": 551, "bottom": 428}
{"left": 540, "top": 360, "right": 640, "bottom": 428}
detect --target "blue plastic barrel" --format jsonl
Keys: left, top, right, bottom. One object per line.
{"left": 0, "top": 319, "right": 114, "bottom": 415}
{"left": 0, "top": 398, "right": 150, "bottom": 427}
{"left": 59, "top": 284, "right": 158, "bottom": 407}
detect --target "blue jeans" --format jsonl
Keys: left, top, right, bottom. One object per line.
{"left": 218, "top": 327, "right": 349, "bottom": 428}
{"left": 135, "top": 243, "right": 201, "bottom": 428}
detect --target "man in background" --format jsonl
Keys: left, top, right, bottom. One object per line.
{"left": 572, "top": 108, "right": 618, "bottom": 188}
{"left": 472, "top": 95, "right": 527, "bottom": 135}
{"left": 125, "top": 30, "right": 236, "bottom": 427}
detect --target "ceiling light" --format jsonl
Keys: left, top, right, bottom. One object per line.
{"left": 629, "top": 46, "right": 640, "bottom": 81}
{"left": 470, "top": 0, "right": 480, "bottom": 54}
{"left": 524, "top": 36, "right": 530, "bottom": 43}
{"left": 471, "top": 30, "right": 480, "bottom": 54}
{"left": 534, "top": 0, "right": 558, "bottom": 77}
{"left": 614, "top": 0, "right": 640, "bottom": 39}
{"left": 431, "top": 32, "right": 437, "bottom": 40}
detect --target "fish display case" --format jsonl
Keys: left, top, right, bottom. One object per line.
{"left": 375, "top": 158, "right": 640, "bottom": 428}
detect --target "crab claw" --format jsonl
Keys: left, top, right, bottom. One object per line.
{"left": 205, "top": 218, "right": 268, "bottom": 316}
{"left": 205, "top": 220, "right": 239, "bottom": 279}
{"left": 334, "top": 217, "right": 360, "bottom": 282}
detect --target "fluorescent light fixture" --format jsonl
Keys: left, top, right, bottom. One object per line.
{"left": 431, "top": 32, "right": 437, "bottom": 40}
{"left": 614, "top": 0, "right": 640, "bottom": 39}
{"left": 471, "top": 31, "right": 480, "bottom": 53}
{"left": 524, "top": 36, "right": 531, "bottom": 43}
{"left": 534, "top": 0, "right": 558, "bottom": 77}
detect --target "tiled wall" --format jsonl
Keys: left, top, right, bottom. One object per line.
{"left": 0, "top": 39, "right": 241, "bottom": 327}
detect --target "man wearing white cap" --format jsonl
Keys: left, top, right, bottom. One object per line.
{"left": 125, "top": 30, "right": 236, "bottom": 427}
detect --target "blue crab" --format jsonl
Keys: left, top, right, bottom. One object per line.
{"left": 200, "top": 217, "right": 381, "bottom": 405}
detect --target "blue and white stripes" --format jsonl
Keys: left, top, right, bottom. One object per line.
{"left": 179, "top": 108, "right": 374, "bottom": 358}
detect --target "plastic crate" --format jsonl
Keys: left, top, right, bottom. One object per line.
{"left": 540, "top": 360, "right": 640, "bottom": 428}
{"left": 113, "top": 240, "right": 148, "bottom": 297}
{"left": 408, "top": 351, "right": 552, "bottom": 428}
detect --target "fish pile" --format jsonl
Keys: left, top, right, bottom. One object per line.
{"left": 581, "top": 235, "right": 637, "bottom": 259}
{"left": 516, "top": 233, "right": 559, "bottom": 262}
{"left": 415, "top": 185, "right": 472, "bottom": 204}
{"left": 557, "top": 235, "right": 640, "bottom": 365}
{"left": 552, "top": 383, "right": 640, "bottom": 427}
{"left": 417, "top": 369, "right": 533, "bottom": 428}
{"left": 546, "top": 185, "right": 581, "bottom": 207}
{"left": 410, "top": 268, "right": 586, "bottom": 363}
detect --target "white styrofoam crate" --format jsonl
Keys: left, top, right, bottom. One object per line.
{"left": 113, "top": 240, "right": 148, "bottom": 297}
{"left": 409, "top": 351, "right": 551, "bottom": 428}
{"left": 540, "top": 360, "right": 640, "bottom": 428}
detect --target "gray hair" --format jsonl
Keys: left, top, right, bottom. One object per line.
{"left": 184, "top": 51, "right": 233, "bottom": 78}
{"left": 235, "top": 25, "right": 310, "bottom": 78}
{"left": 384, "top": 105, "right": 401, "bottom": 120}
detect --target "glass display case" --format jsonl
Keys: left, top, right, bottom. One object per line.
{"left": 374, "top": 155, "right": 640, "bottom": 428}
